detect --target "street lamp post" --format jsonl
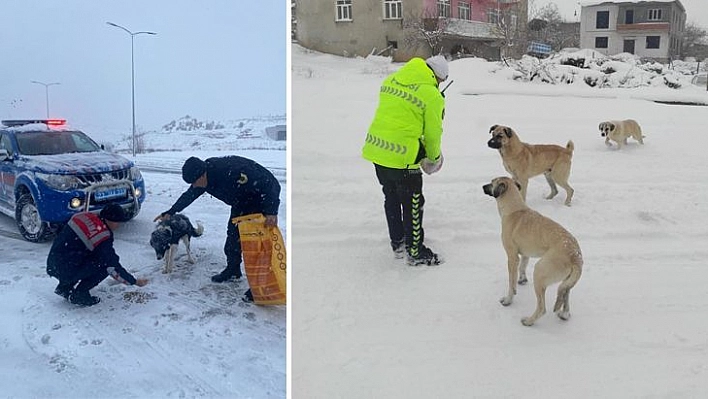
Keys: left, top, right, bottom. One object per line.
{"left": 106, "top": 21, "right": 157, "bottom": 158}
{"left": 30, "top": 80, "right": 60, "bottom": 119}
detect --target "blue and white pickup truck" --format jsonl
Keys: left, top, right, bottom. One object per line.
{"left": 0, "top": 119, "right": 146, "bottom": 242}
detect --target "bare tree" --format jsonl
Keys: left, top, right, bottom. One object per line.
{"left": 527, "top": 2, "right": 577, "bottom": 52}
{"left": 681, "top": 21, "right": 708, "bottom": 59}
{"left": 403, "top": 9, "right": 449, "bottom": 55}
{"left": 491, "top": 3, "right": 527, "bottom": 58}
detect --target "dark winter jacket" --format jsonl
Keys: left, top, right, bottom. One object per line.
{"left": 165, "top": 156, "right": 281, "bottom": 216}
{"left": 46, "top": 212, "right": 137, "bottom": 285}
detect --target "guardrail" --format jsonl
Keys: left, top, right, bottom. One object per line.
{"left": 135, "top": 161, "right": 286, "bottom": 183}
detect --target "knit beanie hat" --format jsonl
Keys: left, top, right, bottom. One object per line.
{"left": 182, "top": 156, "right": 207, "bottom": 184}
{"left": 425, "top": 55, "right": 449, "bottom": 81}
{"left": 100, "top": 203, "right": 129, "bottom": 222}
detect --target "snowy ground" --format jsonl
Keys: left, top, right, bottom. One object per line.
{"left": 291, "top": 45, "right": 708, "bottom": 398}
{"left": 0, "top": 150, "right": 286, "bottom": 399}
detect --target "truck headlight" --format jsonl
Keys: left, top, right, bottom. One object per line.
{"left": 36, "top": 173, "right": 81, "bottom": 191}
{"left": 129, "top": 166, "right": 143, "bottom": 180}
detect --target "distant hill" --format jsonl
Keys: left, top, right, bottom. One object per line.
{"left": 109, "top": 114, "right": 286, "bottom": 153}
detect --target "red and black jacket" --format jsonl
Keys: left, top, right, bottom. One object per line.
{"left": 46, "top": 212, "right": 137, "bottom": 285}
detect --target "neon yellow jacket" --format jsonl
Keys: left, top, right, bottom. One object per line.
{"left": 362, "top": 57, "right": 445, "bottom": 169}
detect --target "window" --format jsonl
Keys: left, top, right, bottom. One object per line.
{"left": 438, "top": 0, "right": 451, "bottom": 18}
{"left": 596, "top": 11, "right": 609, "bottom": 29}
{"left": 488, "top": 8, "right": 500, "bottom": 24}
{"left": 458, "top": 2, "right": 471, "bottom": 20}
{"left": 646, "top": 36, "right": 660, "bottom": 49}
{"left": 383, "top": 0, "right": 402, "bottom": 20}
{"left": 595, "top": 36, "right": 608, "bottom": 48}
{"left": 625, "top": 9, "right": 634, "bottom": 24}
{"left": 0, "top": 134, "right": 13, "bottom": 157}
{"left": 336, "top": 0, "right": 352, "bottom": 21}
{"left": 648, "top": 9, "right": 662, "bottom": 21}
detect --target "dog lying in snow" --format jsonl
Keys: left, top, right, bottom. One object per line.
{"left": 149, "top": 213, "right": 203, "bottom": 273}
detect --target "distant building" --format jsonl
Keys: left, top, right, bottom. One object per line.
{"left": 266, "top": 125, "right": 286, "bottom": 141}
{"left": 295, "top": 0, "right": 528, "bottom": 61}
{"left": 579, "top": 0, "right": 686, "bottom": 63}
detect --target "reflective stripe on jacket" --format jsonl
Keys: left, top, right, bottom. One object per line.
{"left": 362, "top": 57, "right": 445, "bottom": 169}
{"left": 68, "top": 212, "right": 111, "bottom": 251}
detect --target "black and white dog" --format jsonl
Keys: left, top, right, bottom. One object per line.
{"left": 149, "top": 213, "right": 204, "bottom": 273}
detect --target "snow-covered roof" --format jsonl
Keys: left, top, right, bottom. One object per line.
{"left": 581, "top": 0, "right": 675, "bottom": 3}
{"left": 445, "top": 19, "right": 502, "bottom": 40}
{"left": 3, "top": 122, "right": 71, "bottom": 132}
{"left": 580, "top": 0, "right": 685, "bottom": 12}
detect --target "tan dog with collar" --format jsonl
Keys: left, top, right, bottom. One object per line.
{"left": 483, "top": 176, "right": 583, "bottom": 326}
{"left": 487, "top": 125, "right": 575, "bottom": 206}
{"left": 599, "top": 119, "right": 644, "bottom": 149}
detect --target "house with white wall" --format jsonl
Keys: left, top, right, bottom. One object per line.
{"left": 579, "top": 0, "right": 686, "bottom": 62}
{"left": 295, "top": 0, "right": 527, "bottom": 61}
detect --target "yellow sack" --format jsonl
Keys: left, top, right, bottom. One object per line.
{"left": 232, "top": 213, "right": 286, "bottom": 305}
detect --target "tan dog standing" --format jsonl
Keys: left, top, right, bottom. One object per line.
{"left": 483, "top": 176, "right": 583, "bottom": 326}
{"left": 487, "top": 125, "right": 574, "bottom": 206}
{"left": 599, "top": 119, "right": 644, "bottom": 149}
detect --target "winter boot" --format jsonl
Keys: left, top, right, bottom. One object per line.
{"left": 69, "top": 290, "right": 101, "bottom": 307}
{"left": 391, "top": 239, "right": 405, "bottom": 259}
{"left": 211, "top": 270, "right": 240, "bottom": 283}
{"left": 54, "top": 282, "right": 75, "bottom": 300}
{"left": 406, "top": 245, "right": 442, "bottom": 266}
{"left": 242, "top": 289, "right": 254, "bottom": 303}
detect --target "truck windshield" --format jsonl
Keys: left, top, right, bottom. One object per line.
{"left": 16, "top": 131, "right": 102, "bottom": 155}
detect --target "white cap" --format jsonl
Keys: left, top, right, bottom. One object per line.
{"left": 425, "top": 55, "right": 448, "bottom": 81}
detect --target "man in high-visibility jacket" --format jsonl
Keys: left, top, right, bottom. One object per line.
{"left": 362, "top": 55, "right": 448, "bottom": 266}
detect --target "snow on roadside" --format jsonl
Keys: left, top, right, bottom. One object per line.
{"left": 0, "top": 149, "right": 286, "bottom": 399}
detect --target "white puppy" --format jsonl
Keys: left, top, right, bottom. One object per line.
{"left": 599, "top": 119, "right": 644, "bottom": 149}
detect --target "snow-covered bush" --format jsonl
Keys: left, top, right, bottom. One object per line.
{"left": 496, "top": 49, "right": 697, "bottom": 90}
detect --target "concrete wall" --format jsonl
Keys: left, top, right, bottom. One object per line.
{"left": 296, "top": 0, "right": 425, "bottom": 61}
{"left": 296, "top": 0, "right": 526, "bottom": 61}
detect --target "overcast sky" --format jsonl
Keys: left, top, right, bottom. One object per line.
{"left": 0, "top": 0, "right": 286, "bottom": 133}
{"left": 532, "top": 0, "right": 708, "bottom": 27}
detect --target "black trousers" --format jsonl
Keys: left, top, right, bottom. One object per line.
{"left": 224, "top": 208, "right": 244, "bottom": 278}
{"left": 223, "top": 205, "right": 263, "bottom": 278}
{"left": 374, "top": 164, "right": 425, "bottom": 253}
{"left": 53, "top": 261, "right": 108, "bottom": 293}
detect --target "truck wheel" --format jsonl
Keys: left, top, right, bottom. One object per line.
{"left": 16, "top": 193, "right": 55, "bottom": 242}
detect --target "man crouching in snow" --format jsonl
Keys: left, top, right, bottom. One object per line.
{"left": 46, "top": 204, "right": 148, "bottom": 307}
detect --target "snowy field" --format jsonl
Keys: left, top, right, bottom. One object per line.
{"left": 291, "top": 44, "right": 708, "bottom": 398}
{"left": 0, "top": 149, "right": 286, "bottom": 398}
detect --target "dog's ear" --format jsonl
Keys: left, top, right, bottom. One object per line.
{"left": 489, "top": 124, "right": 498, "bottom": 134}
{"left": 609, "top": 123, "right": 615, "bottom": 131}
{"left": 503, "top": 127, "right": 513, "bottom": 138}
{"left": 493, "top": 181, "right": 507, "bottom": 198}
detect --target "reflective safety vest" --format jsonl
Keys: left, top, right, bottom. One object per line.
{"left": 363, "top": 57, "right": 445, "bottom": 169}
{"left": 67, "top": 212, "right": 111, "bottom": 251}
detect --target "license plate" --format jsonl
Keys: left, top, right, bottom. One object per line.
{"left": 94, "top": 187, "right": 127, "bottom": 201}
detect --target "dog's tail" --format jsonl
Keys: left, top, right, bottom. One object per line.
{"left": 566, "top": 140, "right": 575, "bottom": 152}
{"left": 191, "top": 221, "right": 204, "bottom": 237}
{"left": 553, "top": 255, "right": 583, "bottom": 313}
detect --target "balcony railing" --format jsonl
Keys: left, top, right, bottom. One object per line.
{"left": 617, "top": 22, "right": 670, "bottom": 31}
